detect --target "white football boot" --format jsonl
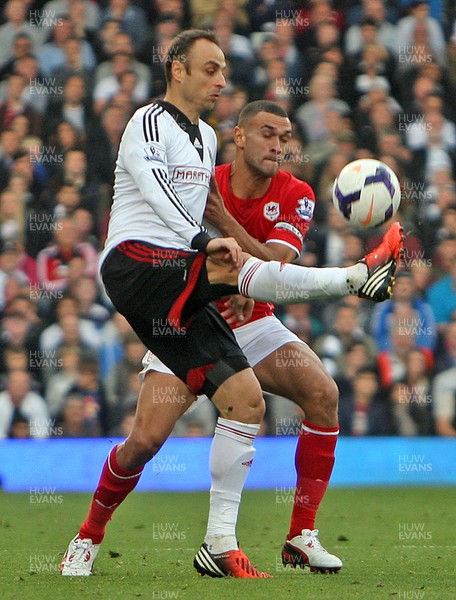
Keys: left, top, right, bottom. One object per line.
{"left": 282, "top": 529, "right": 343, "bottom": 573}
{"left": 60, "top": 535, "right": 100, "bottom": 576}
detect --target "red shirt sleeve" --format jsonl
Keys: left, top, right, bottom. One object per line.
{"left": 266, "top": 178, "right": 316, "bottom": 256}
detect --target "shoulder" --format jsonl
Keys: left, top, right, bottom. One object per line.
{"left": 274, "top": 171, "right": 316, "bottom": 199}
{"left": 428, "top": 275, "right": 450, "bottom": 294}
{"left": 25, "top": 391, "right": 47, "bottom": 406}
{"left": 215, "top": 163, "right": 230, "bottom": 178}
{"left": 127, "top": 102, "right": 174, "bottom": 143}
{"left": 199, "top": 119, "right": 217, "bottom": 142}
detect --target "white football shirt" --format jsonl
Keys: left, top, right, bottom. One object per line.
{"left": 100, "top": 100, "right": 217, "bottom": 266}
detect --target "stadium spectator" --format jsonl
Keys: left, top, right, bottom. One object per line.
{"left": 51, "top": 36, "right": 95, "bottom": 92}
{"left": 64, "top": 354, "right": 108, "bottom": 435}
{"left": 72, "top": 207, "right": 99, "bottom": 249}
{"left": 0, "top": 0, "right": 46, "bottom": 70}
{"left": 281, "top": 302, "right": 324, "bottom": 344}
{"left": 345, "top": 3, "right": 397, "bottom": 55}
{"left": 246, "top": 0, "right": 296, "bottom": 33}
{"left": 356, "top": 99, "right": 398, "bottom": 155}
{"left": 0, "top": 32, "right": 34, "bottom": 79}
{"left": 388, "top": 378, "right": 432, "bottom": 435}
{"left": 210, "top": 10, "right": 255, "bottom": 90}
{"left": 98, "top": 312, "right": 134, "bottom": 379}
{"left": 91, "top": 18, "right": 122, "bottom": 64}
{"left": 0, "top": 74, "right": 42, "bottom": 136}
{"left": 45, "top": 344, "right": 80, "bottom": 417}
{"left": 0, "top": 55, "right": 49, "bottom": 116}
{"left": 307, "top": 203, "right": 351, "bottom": 266}
{"left": 295, "top": 0, "right": 344, "bottom": 52}
{"left": 294, "top": 72, "right": 350, "bottom": 145}
{"left": 53, "top": 184, "right": 81, "bottom": 219}
{"left": 45, "top": 121, "right": 83, "bottom": 163}
{"left": 396, "top": 0, "right": 447, "bottom": 69}
{"left": 0, "top": 310, "right": 31, "bottom": 371}
{"left": 0, "top": 239, "right": 29, "bottom": 313}
{"left": 101, "top": 0, "right": 149, "bottom": 54}
{"left": 426, "top": 255, "right": 456, "bottom": 333}
{"left": 104, "top": 331, "right": 144, "bottom": 411}
{"left": 94, "top": 31, "right": 151, "bottom": 89}
{"left": 336, "top": 339, "right": 375, "bottom": 381}
{"left": 280, "top": 133, "right": 315, "bottom": 182}
{"left": 0, "top": 369, "right": 49, "bottom": 439}
{"left": 37, "top": 16, "right": 96, "bottom": 78}
{"left": 377, "top": 306, "right": 434, "bottom": 389}
{"left": 39, "top": 294, "right": 101, "bottom": 354}
{"left": 370, "top": 270, "right": 437, "bottom": 351}
{"left": 68, "top": 274, "right": 110, "bottom": 328}
{"left": 432, "top": 322, "right": 456, "bottom": 436}
{"left": 0, "top": 128, "right": 21, "bottom": 190}
{"left": 0, "top": 187, "right": 24, "bottom": 241}
{"left": 56, "top": 392, "right": 101, "bottom": 437}
{"left": 338, "top": 366, "right": 392, "bottom": 435}
{"left": 50, "top": 149, "right": 103, "bottom": 219}
{"left": 7, "top": 408, "right": 30, "bottom": 438}
{"left": 314, "top": 301, "right": 377, "bottom": 377}
{"left": 44, "top": 75, "right": 97, "bottom": 144}
{"left": 93, "top": 53, "right": 149, "bottom": 116}
{"left": 41, "top": 0, "right": 101, "bottom": 34}
{"left": 35, "top": 215, "right": 98, "bottom": 296}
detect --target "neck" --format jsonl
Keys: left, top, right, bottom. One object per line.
{"left": 229, "top": 160, "right": 272, "bottom": 199}
{"left": 163, "top": 92, "right": 199, "bottom": 124}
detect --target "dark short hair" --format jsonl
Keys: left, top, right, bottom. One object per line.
{"left": 165, "top": 29, "right": 219, "bottom": 83}
{"left": 237, "top": 100, "right": 289, "bottom": 127}
{"left": 360, "top": 17, "right": 378, "bottom": 28}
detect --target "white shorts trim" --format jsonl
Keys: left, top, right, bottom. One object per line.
{"left": 140, "top": 315, "right": 306, "bottom": 379}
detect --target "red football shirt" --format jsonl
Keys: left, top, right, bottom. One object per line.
{"left": 214, "top": 163, "right": 316, "bottom": 325}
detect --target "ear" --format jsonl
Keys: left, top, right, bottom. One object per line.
{"left": 233, "top": 125, "right": 245, "bottom": 149}
{"left": 170, "top": 59, "right": 186, "bottom": 83}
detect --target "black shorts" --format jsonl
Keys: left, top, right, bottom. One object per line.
{"left": 100, "top": 240, "right": 249, "bottom": 397}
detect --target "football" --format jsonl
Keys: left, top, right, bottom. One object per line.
{"left": 332, "top": 158, "right": 401, "bottom": 229}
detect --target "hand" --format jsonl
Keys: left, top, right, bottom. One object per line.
{"left": 204, "top": 176, "right": 230, "bottom": 229}
{"left": 206, "top": 237, "right": 242, "bottom": 270}
{"left": 220, "top": 295, "right": 254, "bottom": 326}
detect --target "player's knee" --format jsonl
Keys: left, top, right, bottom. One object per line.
{"left": 297, "top": 374, "right": 338, "bottom": 426}
{"left": 228, "top": 388, "right": 265, "bottom": 424}
{"left": 246, "top": 390, "right": 266, "bottom": 423}
{"left": 313, "top": 377, "right": 339, "bottom": 423}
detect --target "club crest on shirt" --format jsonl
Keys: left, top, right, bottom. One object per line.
{"left": 296, "top": 197, "right": 315, "bottom": 221}
{"left": 263, "top": 201, "right": 280, "bottom": 221}
{"left": 144, "top": 144, "right": 165, "bottom": 163}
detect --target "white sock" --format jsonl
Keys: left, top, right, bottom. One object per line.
{"left": 205, "top": 417, "right": 260, "bottom": 553}
{"left": 238, "top": 257, "right": 368, "bottom": 303}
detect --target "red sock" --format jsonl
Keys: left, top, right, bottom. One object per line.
{"left": 287, "top": 420, "right": 339, "bottom": 540}
{"left": 79, "top": 444, "right": 143, "bottom": 543}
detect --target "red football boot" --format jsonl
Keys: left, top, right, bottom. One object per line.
{"left": 357, "top": 221, "right": 405, "bottom": 302}
{"left": 194, "top": 543, "right": 272, "bottom": 578}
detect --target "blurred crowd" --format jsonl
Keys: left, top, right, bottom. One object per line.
{"left": 0, "top": 0, "right": 456, "bottom": 439}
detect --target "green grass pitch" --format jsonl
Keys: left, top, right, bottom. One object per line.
{"left": 0, "top": 487, "right": 455, "bottom": 600}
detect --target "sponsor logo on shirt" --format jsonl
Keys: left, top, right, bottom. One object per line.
{"left": 296, "top": 197, "right": 315, "bottom": 221}
{"left": 172, "top": 166, "right": 211, "bottom": 185}
{"left": 264, "top": 201, "right": 280, "bottom": 221}
{"left": 144, "top": 144, "right": 165, "bottom": 163}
